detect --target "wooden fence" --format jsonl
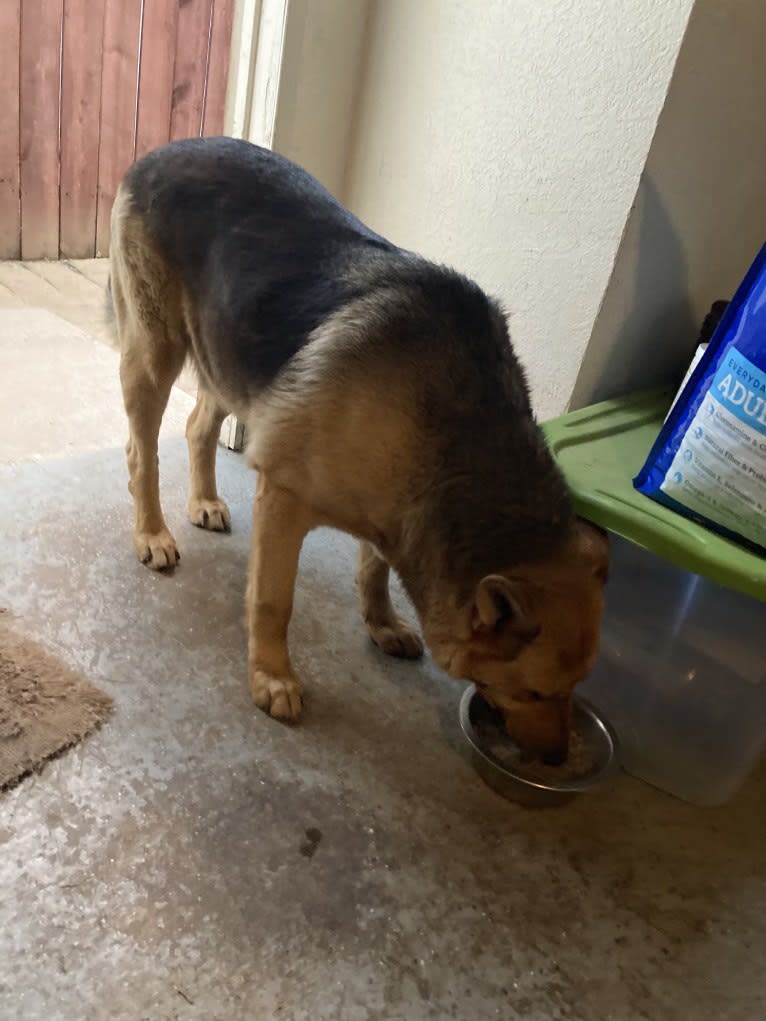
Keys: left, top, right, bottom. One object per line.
{"left": 0, "top": 0, "right": 235, "bottom": 261}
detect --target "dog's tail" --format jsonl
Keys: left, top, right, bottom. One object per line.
{"left": 105, "top": 274, "right": 114, "bottom": 324}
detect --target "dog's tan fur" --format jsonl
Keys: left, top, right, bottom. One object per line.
{"left": 111, "top": 184, "right": 608, "bottom": 759}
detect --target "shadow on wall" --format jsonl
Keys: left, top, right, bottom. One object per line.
{"left": 569, "top": 0, "right": 766, "bottom": 410}
{"left": 571, "top": 176, "right": 697, "bottom": 408}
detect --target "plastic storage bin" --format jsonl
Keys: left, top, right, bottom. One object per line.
{"left": 543, "top": 389, "right": 765, "bottom": 805}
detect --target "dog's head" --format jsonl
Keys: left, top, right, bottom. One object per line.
{"left": 428, "top": 520, "right": 609, "bottom": 762}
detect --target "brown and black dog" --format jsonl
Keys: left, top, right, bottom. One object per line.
{"left": 110, "top": 138, "right": 609, "bottom": 762}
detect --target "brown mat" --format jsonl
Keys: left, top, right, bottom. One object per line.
{"left": 0, "top": 613, "right": 113, "bottom": 791}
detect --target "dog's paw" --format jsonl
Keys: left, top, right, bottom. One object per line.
{"left": 367, "top": 618, "right": 424, "bottom": 659}
{"left": 249, "top": 668, "right": 303, "bottom": 720}
{"left": 188, "top": 497, "right": 231, "bottom": 532}
{"left": 133, "top": 529, "right": 180, "bottom": 570}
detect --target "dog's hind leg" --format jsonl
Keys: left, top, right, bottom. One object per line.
{"left": 111, "top": 187, "right": 187, "bottom": 569}
{"left": 186, "top": 389, "right": 231, "bottom": 531}
{"left": 356, "top": 541, "right": 424, "bottom": 659}
{"left": 246, "top": 475, "right": 316, "bottom": 719}
{"left": 120, "top": 343, "right": 185, "bottom": 569}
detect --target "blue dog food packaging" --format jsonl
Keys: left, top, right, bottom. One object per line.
{"left": 634, "top": 243, "right": 766, "bottom": 553}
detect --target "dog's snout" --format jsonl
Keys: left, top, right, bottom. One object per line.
{"left": 541, "top": 749, "right": 567, "bottom": 767}
{"left": 499, "top": 694, "right": 572, "bottom": 763}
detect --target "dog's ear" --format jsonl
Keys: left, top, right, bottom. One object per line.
{"left": 472, "top": 575, "right": 540, "bottom": 643}
{"left": 572, "top": 519, "right": 610, "bottom": 584}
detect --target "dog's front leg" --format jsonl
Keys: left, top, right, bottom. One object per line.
{"left": 246, "top": 475, "right": 314, "bottom": 720}
{"left": 357, "top": 541, "right": 424, "bottom": 659}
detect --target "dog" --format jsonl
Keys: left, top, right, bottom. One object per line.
{"left": 109, "top": 137, "right": 609, "bottom": 762}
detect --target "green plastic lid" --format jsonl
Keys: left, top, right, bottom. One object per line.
{"left": 542, "top": 389, "right": 765, "bottom": 601}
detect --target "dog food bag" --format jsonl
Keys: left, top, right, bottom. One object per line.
{"left": 663, "top": 343, "right": 707, "bottom": 422}
{"left": 634, "top": 243, "right": 766, "bottom": 553}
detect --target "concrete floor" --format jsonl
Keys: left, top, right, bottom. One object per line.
{"left": 1, "top": 267, "right": 765, "bottom": 1020}
{"left": 0, "top": 259, "right": 197, "bottom": 397}
{"left": 0, "top": 259, "right": 112, "bottom": 345}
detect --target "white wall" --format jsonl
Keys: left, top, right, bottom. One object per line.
{"left": 571, "top": 0, "right": 766, "bottom": 408}
{"left": 343, "top": 0, "right": 695, "bottom": 420}
{"left": 272, "top": 0, "right": 370, "bottom": 198}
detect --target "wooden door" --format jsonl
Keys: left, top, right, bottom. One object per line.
{"left": 0, "top": 0, "right": 235, "bottom": 260}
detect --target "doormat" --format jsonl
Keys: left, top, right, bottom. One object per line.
{"left": 0, "top": 613, "right": 113, "bottom": 791}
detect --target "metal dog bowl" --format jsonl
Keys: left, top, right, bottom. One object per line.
{"left": 459, "top": 684, "right": 620, "bottom": 807}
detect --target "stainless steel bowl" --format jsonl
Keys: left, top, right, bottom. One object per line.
{"left": 459, "top": 684, "right": 620, "bottom": 807}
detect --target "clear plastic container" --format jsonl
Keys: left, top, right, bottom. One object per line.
{"left": 543, "top": 389, "right": 765, "bottom": 804}
{"left": 581, "top": 534, "right": 765, "bottom": 804}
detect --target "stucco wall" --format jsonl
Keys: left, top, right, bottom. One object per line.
{"left": 272, "top": 0, "right": 370, "bottom": 198}
{"left": 342, "top": 0, "right": 695, "bottom": 419}
{"left": 571, "top": 0, "right": 766, "bottom": 408}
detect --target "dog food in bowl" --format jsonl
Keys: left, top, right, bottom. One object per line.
{"left": 459, "top": 685, "right": 619, "bottom": 806}
{"left": 476, "top": 713, "right": 594, "bottom": 781}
